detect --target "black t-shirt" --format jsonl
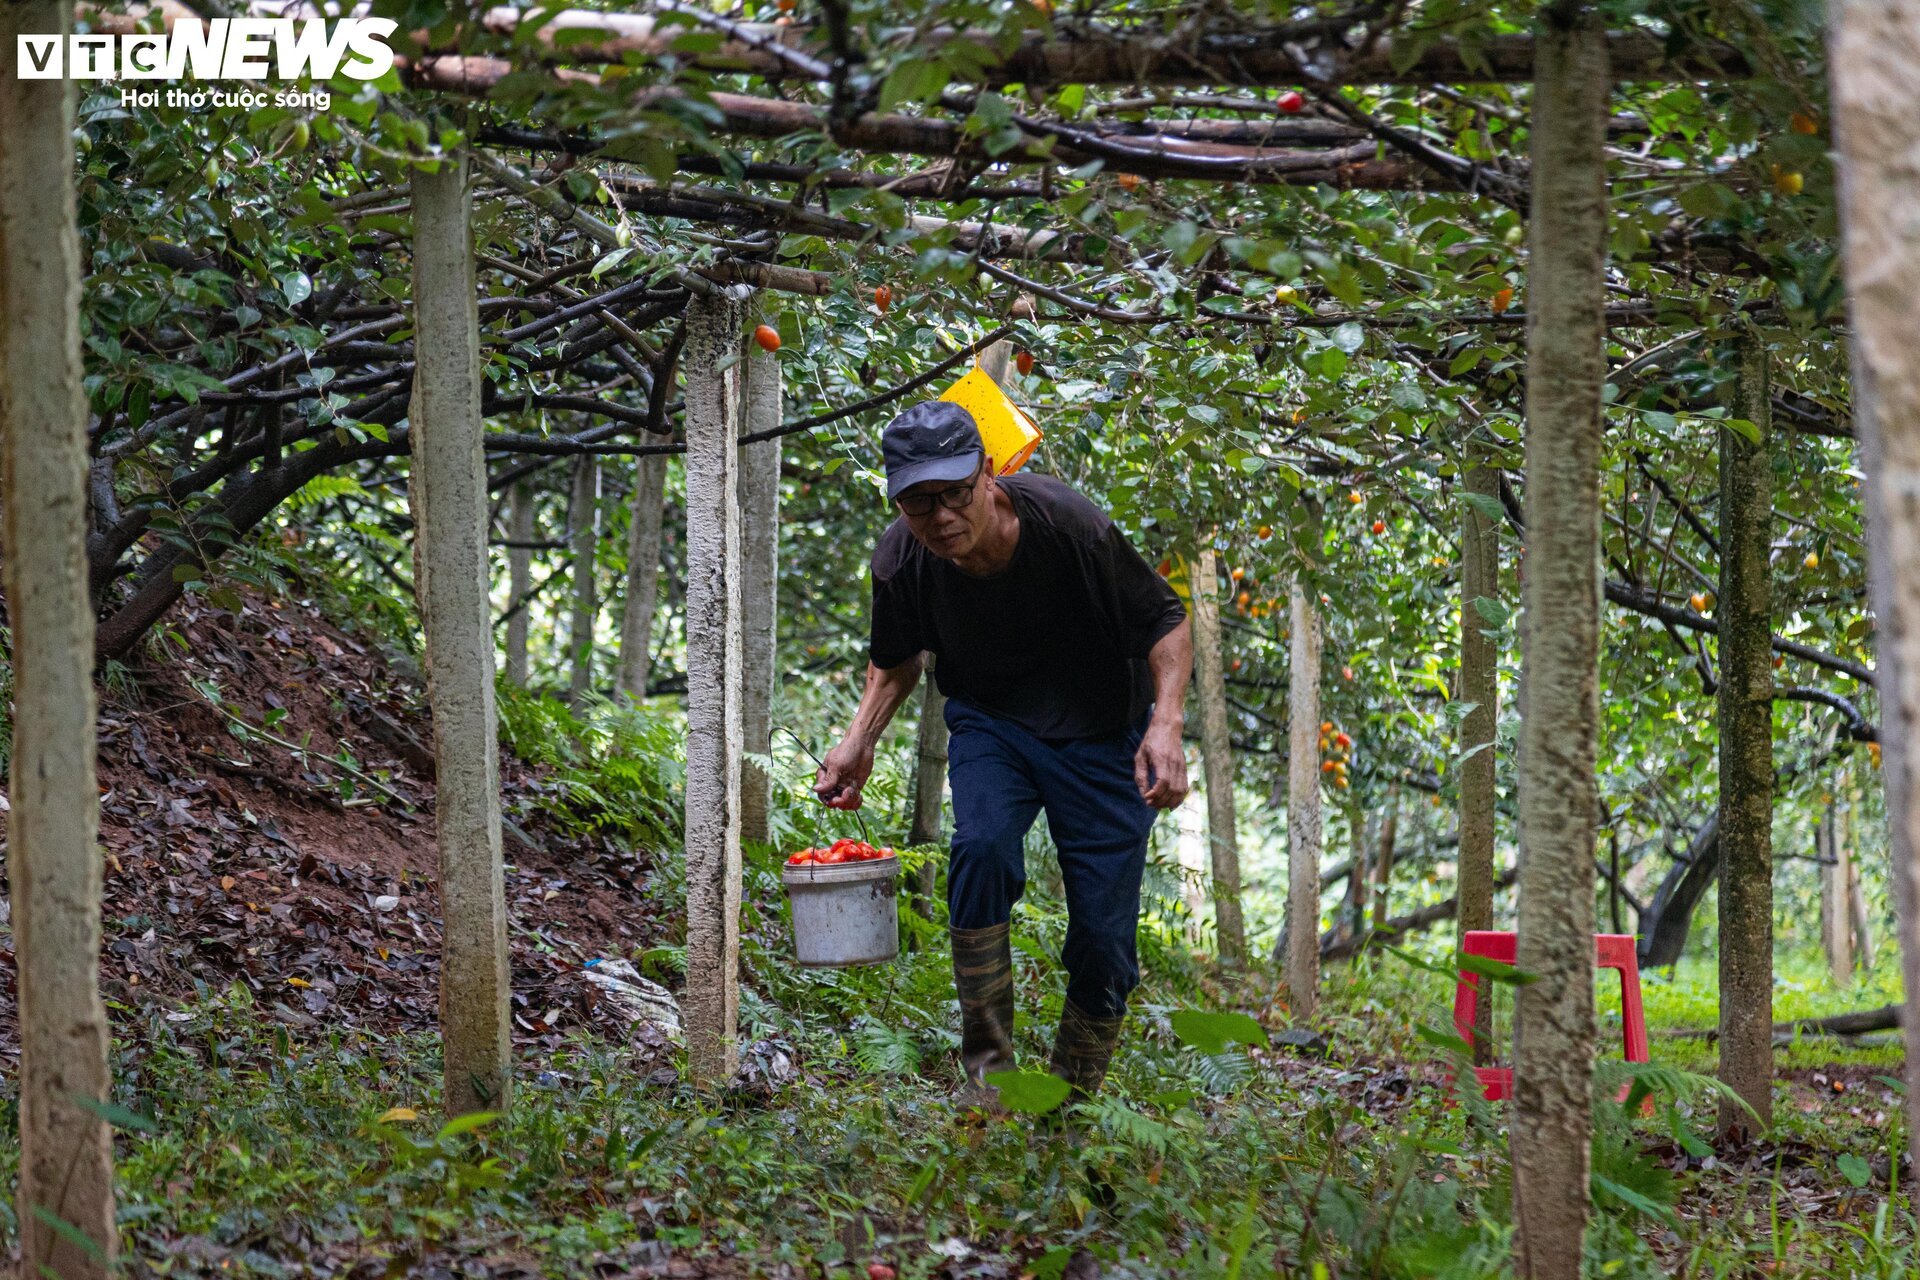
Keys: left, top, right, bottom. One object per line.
{"left": 868, "top": 473, "right": 1188, "bottom": 740}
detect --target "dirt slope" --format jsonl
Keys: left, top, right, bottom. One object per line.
{"left": 0, "top": 587, "right": 670, "bottom": 1063}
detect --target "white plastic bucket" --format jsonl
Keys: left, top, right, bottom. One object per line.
{"left": 781, "top": 855, "right": 900, "bottom": 967}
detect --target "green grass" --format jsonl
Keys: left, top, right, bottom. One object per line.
{"left": 0, "top": 930, "right": 1905, "bottom": 1278}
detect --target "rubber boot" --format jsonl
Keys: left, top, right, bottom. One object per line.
{"left": 951, "top": 922, "right": 1017, "bottom": 1111}
{"left": 1048, "top": 998, "right": 1126, "bottom": 1104}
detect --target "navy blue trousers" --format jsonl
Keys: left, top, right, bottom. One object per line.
{"left": 943, "top": 697, "right": 1159, "bottom": 1018}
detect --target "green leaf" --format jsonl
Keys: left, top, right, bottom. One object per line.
{"left": 1413, "top": 1023, "right": 1474, "bottom": 1056}
{"left": 1169, "top": 1009, "right": 1269, "bottom": 1055}
{"left": 1838, "top": 1153, "right": 1873, "bottom": 1188}
{"left": 1460, "top": 492, "right": 1505, "bottom": 523}
{"left": 1677, "top": 182, "right": 1742, "bottom": 220}
{"left": 434, "top": 1110, "right": 502, "bottom": 1142}
{"left": 1722, "top": 417, "right": 1762, "bottom": 446}
{"left": 1331, "top": 321, "right": 1366, "bottom": 354}
{"left": 879, "top": 59, "right": 951, "bottom": 112}
{"left": 1027, "top": 1247, "right": 1076, "bottom": 1280}
{"left": 1592, "top": 1172, "right": 1677, "bottom": 1225}
{"left": 30, "top": 1207, "right": 108, "bottom": 1264}
{"left": 984, "top": 1069, "right": 1071, "bottom": 1114}
{"left": 1471, "top": 596, "right": 1511, "bottom": 626}
{"left": 64, "top": 1091, "right": 158, "bottom": 1132}
{"left": 1457, "top": 953, "right": 1537, "bottom": 985}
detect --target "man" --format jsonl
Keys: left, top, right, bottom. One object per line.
{"left": 813, "top": 399, "right": 1192, "bottom": 1106}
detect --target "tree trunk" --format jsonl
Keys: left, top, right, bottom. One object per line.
{"left": 1346, "top": 805, "right": 1370, "bottom": 943}
{"left": 567, "top": 453, "right": 600, "bottom": 709}
{"left": 1286, "top": 574, "right": 1323, "bottom": 1019}
{"left": 738, "top": 318, "right": 782, "bottom": 846}
{"left": 1717, "top": 334, "right": 1775, "bottom": 1139}
{"left": 1849, "top": 842, "right": 1877, "bottom": 972}
{"left": 1458, "top": 461, "right": 1501, "bottom": 939}
{"left": 1371, "top": 784, "right": 1399, "bottom": 933}
{"left": 1192, "top": 547, "right": 1246, "bottom": 964}
{"left": 909, "top": 655, "right": 947, "bottom": 919}
{"left": 1175, "top": 790, "right": 1212, "bottom": 940}
{"left": 617, "top": 454, "right": 668, "bottom": 701}
{"left": 1636, "top": 814, "right": 1721, "bottom": 967}
{"left": 1823, "top": 803, "right": 1853, "bottom": 985}
{"left": 1, "top": 6, "right": 117, "bottom": 1268}
{"left": 1509, "top": 13, "right": 1608, "bottom": 1274}
{"left": 409, "top": 155, "right": 513, "bottom": 1117}
{"left": 681, "top": 285, "right": 749, "bottom": 1087}
{"left": 506, "top": 480, "right": 534, "bottom": 686}
{"left": 908, "top": 657, "right": 949, "bottom": 852}
{"left": 1830, "top": 0, "right": 1920, "bottom": 1188}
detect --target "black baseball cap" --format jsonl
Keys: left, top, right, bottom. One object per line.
{"left": 881, "top": 401, "right": 984, "bottom": 500}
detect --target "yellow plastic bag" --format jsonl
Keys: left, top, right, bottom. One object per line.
{"left": 940, "top": 365, "right": 1042, "bottom": 475}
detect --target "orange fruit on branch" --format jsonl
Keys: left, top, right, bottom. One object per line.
{"left": 1371, "top": 519, "right": 1386, "bottom": 535}
{"left": 1015, "top": 350, "right": 1035, "bottom": 376}
{"left": 1116, "top": 172, "right": 1141, "bottom": 191}
{"left": 873, "top": 284, "right": 891, "bottom": 313}
{"left": 1491, "top": 286, "right": 1514, "bottom": 314}
{"left": 1789, "top": 111, "right": 1819, "bottom": 135}
{"left": 753, "top": 324, "right": 781, "bottom": 352}
{"left": 1348, "top": 490, "right": 1363, "bottom": 505}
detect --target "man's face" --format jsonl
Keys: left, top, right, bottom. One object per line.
{"left": 898, "top": 457, "right": 992, "bottom": 560}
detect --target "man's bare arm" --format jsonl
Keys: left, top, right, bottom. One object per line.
{"left": 814, "top": 657, "right": 924, "bottom": 809}
{"left": 1135, "top": 619, "right": 1193, "bottom": 808}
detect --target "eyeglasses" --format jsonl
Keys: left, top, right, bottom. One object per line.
{"left": 895, "top": 462, "right": 983, "bottom": 517}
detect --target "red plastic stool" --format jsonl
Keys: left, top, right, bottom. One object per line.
{"left": 1449, "top": 930, "right": 1650, "bottom": 1106}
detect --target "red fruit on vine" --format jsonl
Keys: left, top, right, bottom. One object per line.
{"left": 1371, "top": 519, "right": 1385, "bottom": 536}
{"left": 1277, "top": 90, "right": 1305, "bottom": 114}
{"left": 873, "top": 284, "right": 891, "bottom": 313}
{"left": 753, "top": 324, "right": 781, "bottom": 352}
{"left": 1016, "top": 350, "right": 1035, "bottom": 376}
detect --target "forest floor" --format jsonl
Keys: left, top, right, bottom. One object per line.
{"left": 0, "top": 586, "right": 1911, "bottom": 1278}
